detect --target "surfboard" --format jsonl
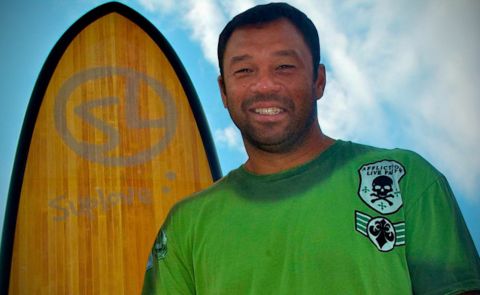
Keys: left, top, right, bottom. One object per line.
{"left": 0, "top": 2, "right": 221, "bottom": 294}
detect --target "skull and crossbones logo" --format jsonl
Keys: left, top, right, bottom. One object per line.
{"left": 370, "top": 175, "right": 395, "bottom": 205}
{"left": 358, "top": 160, "right": 405, "bottom": 214}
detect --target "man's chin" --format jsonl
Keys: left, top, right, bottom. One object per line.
{"left": 246, "top": 135, "right": 297, "bottom": 153}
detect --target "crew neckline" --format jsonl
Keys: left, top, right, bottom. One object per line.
{"left": 233, "top": 139, "right": 345, "bottom": 182}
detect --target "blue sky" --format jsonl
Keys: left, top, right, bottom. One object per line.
{"left": 1, "top": 0, "right": 479, "bottom": 253}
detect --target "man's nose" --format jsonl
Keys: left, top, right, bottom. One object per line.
{"left": 249, "top": 70, "right": 281, "bottom": 94}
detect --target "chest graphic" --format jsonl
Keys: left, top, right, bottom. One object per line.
{"left": 358, "top": 160, "right": 406, "bottom": 214}
{"left": 355, "top": 211, "right": 405, "bottom": 252}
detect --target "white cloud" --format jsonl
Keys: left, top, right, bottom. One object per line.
{"left": 214, "top": 125, "right": 245, "bottom": 153}
{"left": 317, "top": 74, "right": 350, "bottom": 138}
{"left": 292, "top": 0, "right": 390, "bottom": 144}
{"left": 137, "top": 0, "right": 176, "bottom": 13}
{"left": 183, "top": 0, "right": 227, "bottom": 65}
{"left": 399, "top": 0, "right": 480, "bottom": 200}
{"left": 220, "top": 0, "right": 256, "bottom": 18}
{"left": 136, "top": 0, "right": 227, "bottom": 65}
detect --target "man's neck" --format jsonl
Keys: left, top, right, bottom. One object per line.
{"left": 243, "top": 126, "right": 335, "bottom": 175}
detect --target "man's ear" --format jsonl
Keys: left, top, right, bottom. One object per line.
{"left": 314, "top": 64, "right": 326, "bottom": 100}
{"left": 218, "top": 75, "right": 228, "bottom": 108}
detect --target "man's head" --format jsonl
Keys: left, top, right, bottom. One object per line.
{"left": 217, "top": 3, "right": 326, "bottom": 154}
{"left": 217, "top": 2, "right": 320, "bottom": 80}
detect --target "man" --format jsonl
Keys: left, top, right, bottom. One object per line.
{"left": 143, "top": 3, "right": 480, "bottom": 294}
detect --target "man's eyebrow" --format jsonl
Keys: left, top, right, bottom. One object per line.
{"left": 228, "top": 50, "right": 299, "bottom": 65}
{"left": 229, "top": 54, "right": 252, "bottom": 65}
{"left": 272, "top": 49, "right": 299, "bottom": 58}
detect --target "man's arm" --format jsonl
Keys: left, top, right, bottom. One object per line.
{"left": 142, "top": 213, "right": 195, "bottom": 294}
{"left": 406, "top": 175, "right": 480, "bottom": 294}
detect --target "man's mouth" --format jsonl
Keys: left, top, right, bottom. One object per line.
{"left": 254, "top": 107, "right": 283, "bottom": 115}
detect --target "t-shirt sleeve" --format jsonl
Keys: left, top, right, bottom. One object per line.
{"left": 405, "top": 175, "right": 480, "bottom": 294}
{"left": 142, "top": 209, "right": 195, "bottom": 295}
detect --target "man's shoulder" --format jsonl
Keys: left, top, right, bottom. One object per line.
{"left": 168, "top": 167, "right": 240, "bottom": 216}
{"left": 336, "top": 140, "right": 444, "bottom": 187}
{"left": 186, "top": 174, "right": 231, "bottom": 202}
{"left": 341, "top": 140, "right": 446, "bottom": 191}
{"left": 343, "top": 140, "right": 436, "bottom": 169}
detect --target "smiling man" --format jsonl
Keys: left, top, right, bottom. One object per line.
{"left": 143, "top": 3, "right": 480, "bottom": 294}
{"left": 218, "top": 17, "right": 334, "bottom": 173}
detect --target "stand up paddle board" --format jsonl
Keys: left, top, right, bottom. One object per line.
{"left": 0, "top": 2, "right": 221, "bottom": 294}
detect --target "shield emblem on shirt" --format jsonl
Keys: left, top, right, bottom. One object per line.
{"left": 358, "top": 160, "right": 405, "bottom": 214}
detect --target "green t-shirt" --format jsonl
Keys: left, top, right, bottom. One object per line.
{"left": 143, "top": 140, "right": 480, "bottom": 294}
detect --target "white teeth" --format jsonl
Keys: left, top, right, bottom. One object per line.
{"left": 254, "top": 107, "right": 282, "bottom": 115}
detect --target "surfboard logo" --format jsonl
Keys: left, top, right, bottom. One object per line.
{"left": 355, "top": 211, "right": 405, "bottom": 252}
{"left": 54, "top": 66, "right": 177, "bottom": 166}
{"left": 358, "top": 160, "right": 405, "bottom": 214}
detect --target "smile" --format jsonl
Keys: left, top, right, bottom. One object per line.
{"left": 254, "top": 107, "right": 283, "bottom": 115}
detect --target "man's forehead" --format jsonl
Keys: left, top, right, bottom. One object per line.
{"left": 224, "top": 19, "right": 309, "bottom": 60}
{"left": 230, "top": 49, "right": 300, "bottom": 63}
{"left": 226, "top": 19, "right": 303, "bottom": 48}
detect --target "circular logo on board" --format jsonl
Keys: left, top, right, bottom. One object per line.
{"left": 54, "top": 67, "right": 177, "bottom": 166}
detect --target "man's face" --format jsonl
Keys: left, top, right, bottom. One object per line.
{"left": 219, "top": 18, "right": 326, "bottom": 153}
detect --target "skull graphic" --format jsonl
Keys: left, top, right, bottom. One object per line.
{"left": 358, "top": 160, "right": 405, "bottom": 214}
{"left": 370, "top": 175, "right": 394, "bottom": 205}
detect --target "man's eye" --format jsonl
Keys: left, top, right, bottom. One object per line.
{"left": 277, "top": 64, "right": 295, "bottom": 70}
{"left": 234, "top": 68, "right": 252, "bottom": 74}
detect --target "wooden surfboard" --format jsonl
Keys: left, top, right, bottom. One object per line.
{"left": 0, "top": 2, "right": 221, "bottom": 294}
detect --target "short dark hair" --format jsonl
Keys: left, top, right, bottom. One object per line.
{"left": 217, "top": 2, "right": 320, "bottom": 79}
